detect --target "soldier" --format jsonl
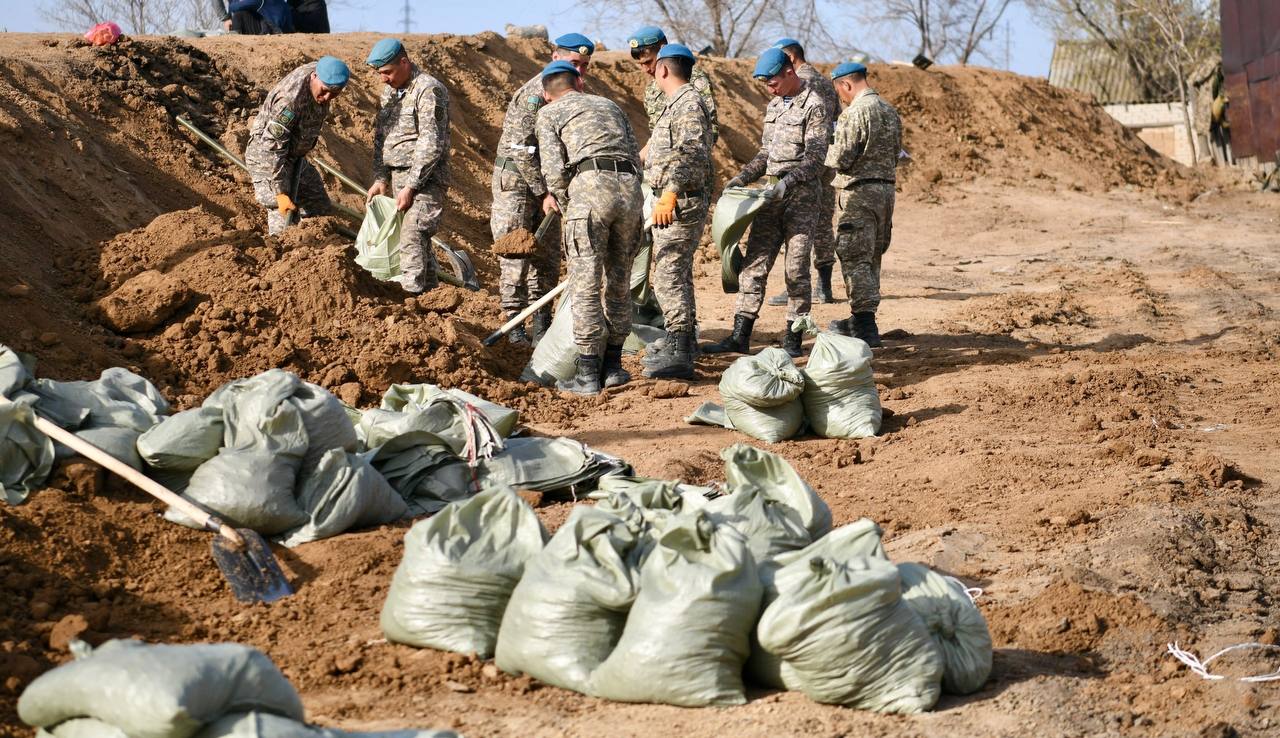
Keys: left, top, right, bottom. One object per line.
{"left": 626, "top": 26, "right": 718, "bottom": 153}
{"left": 825, "top": 62, "right": 902, "bottom": 347}
{"left": 703, "top": 47, "right": 829, "bottom": 358}
{"left": 639, "top": 44, "right": 714, "bottom": 380}
{"left": 363, "top": 38, "right": 451, "bottom": 294}
{"left": 535, "top": 61, "right": 644, "bottom": 395}
{"left": 766, "top": 37, "right": 840, "bottom": 306}
{"left": 244, "top": 56, "right": 349, "bottom": 236}
{"left": 492, "top": 33, "right": 595, "bottom": 345}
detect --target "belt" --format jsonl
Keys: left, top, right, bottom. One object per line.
{"left": 851, "top": 178, "right": 895, "bottom": 186}
{"left": 495, "top": 156, "right": 520, "bottom": 173}
{"left": 677, "top": 190, "right": 706, "bottom": 200}
{"left": 576, "top": 158, "right": 636, "bottom": 175}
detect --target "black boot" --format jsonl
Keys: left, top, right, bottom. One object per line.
{"left": 506, "top": 324, "right": 530, "bottom": 346}
{"left": 766, "top": 292, "right": 788, "bottom": 306}
{"left": 642, "top": 336, "right": 672, "bottom": 367}
{"left": 644, "top": 330, "right": 695, "bottom": 379}
{"left": 702, "top": 314, "right": 755, "bottom": 354}
{"left": 827, "top": 317, "right": 853, "bottom": 336}
{"left": 529, "top": 306, "right": 552, "bottom": 346}
{"left": 854, "top": 311, "right": 882, "bottom": 348}
{"left": 556, "top": 353, "right": 601, "bottom": 395}
{"left": 782, "top": 320, "right": 804, "bottom": 358}
{"left": 814, "top": 265, "right": 834, "bottom": 303}
{"left": 601, "top": 343, "right": 630, "bottom": 388}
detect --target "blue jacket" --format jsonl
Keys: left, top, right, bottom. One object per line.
{"left": 229, "top": 0, "right": 294, "bottom": 33}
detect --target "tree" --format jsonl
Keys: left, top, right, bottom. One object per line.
{"left": 877, "top": 0, "right": 1017, "bottom": 64}
{"left": 41, "top": 0, "right": 194, "bottom": 34}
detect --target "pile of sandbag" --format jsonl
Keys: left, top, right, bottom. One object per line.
{"left": 17, "top": 639, "right": 458, "bottom": 738}
{"left": 685, "top": 325, "right": 882, "bottom": 442}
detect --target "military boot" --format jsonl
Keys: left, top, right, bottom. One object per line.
{"left": 853, "top": 311, "right": 882, "bottom": 348}
{"left": 601, "top": 343, "right": 631, "bottom": 388}
{"left": 557, "top": 354, "right": 601, "bottom": 395}
{"left": 814, "top": 265, "right": 835, "bottom": 303}
{"left": 702, "top": 314, "right": 755, "bottom": 355}
{"left": 781, "top": 320, "right": 804, "bottom": 358}
{"left": 642, "top": 336, "right": 672, "bottom": 368}
{"left": 827, "top": 317, "right": 853, "bottom": 336}
{"left": 644, "top": 330, "right": 695, "bottom": 379}
{"left": 506, "top": 325, "right": 530, "bottom": 346}
{"left": 529, "top": 306, "right": 552, "bottom": 346}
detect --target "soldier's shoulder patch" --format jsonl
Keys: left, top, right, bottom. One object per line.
{"left": 526, "top": 95, "right": 545, "bottom": 111}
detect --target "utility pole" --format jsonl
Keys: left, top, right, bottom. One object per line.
{"left": 401, "top": 0, "right": 411, "bottom": 35}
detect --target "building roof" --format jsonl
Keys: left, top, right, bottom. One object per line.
{"left": 1048, "top": 40, "right": 1172, "bottom": 105}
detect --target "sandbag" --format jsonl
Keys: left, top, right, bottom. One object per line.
{"left": 193, "top": 712, "right": 459, "bottom": 738}
{"left": 288, "top": 381, "right": 359, "bottom": 474}
{"left": 381, "top": 486, "right": 547, "bottom": 657}
{"left": 137, "top": 406, "right": 225, "bottom": 472}
{"left": 381, "top": 383, "right": 519, "bottom": 438}
{"left": 520, "top": 293, "right": 596, "bottom": 385}
{"left": 704, "top": 481, "right": 811, "bottom": 568}
{"left": 590, "top": 509, "right": 762, "bottom": 706}
{"left": 802, "top": 331, "right": 882, "bottom": 438}
{"left": 710, "top": 186, "right": 768, "bottom": 293}
{"left": 721, "top": 443, "right": 831, "bottom": 539}
{"left": 278, "top": 449, "right": 408, "bottom": 547}
{"left": 37, "top": 719, "right": 127, "bottom": 738}
{"left": 30, "top": 367, "right": 169, "bottom": 433}
{"left": 1, "top": 395, "right": 55, "bottom": 504}
{"left": 495, "top": 506, "right": 641, "bottom": 693}
{"left": 477, "top": 436, "right": 630, "bottom": 497}
{"left": 17, "top": 639, "right": 304, "bottom": 738}
{"left": 60, "top": 426, "right": 144, "bottom": 471}
{"left": 719, "top": 348, "right": 805, "bottom": 443}
{"left": 354, "top": 195, "right": 403, "bottom": 281}
{"left": 0, "top": 344, "right": 35, "bottom": 397}
{"left": 898, "top": 562, "right": 993, "bottom": 695}
{"left": 757, "top": 555, "right": 944, "bottom": 714}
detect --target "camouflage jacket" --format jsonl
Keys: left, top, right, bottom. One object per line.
{"left": 644, "top": 83, "right": 713, "bottom": 195}
{"left": 245, "top": 62, "right": 330, "bottom": 195}
{"left": 825, "top": 88, "right": 902, "bottom": 186}
{"left": 796, "top": 62, "right": 840, "bottom": 133}
{"left": 644, "top": 65, "right": 718, "bottom": 143}
{"left": 495, "top": 73, "right": 548, "bottom": 196}
{"left": 739, "top": 82, "right": 830, "bottom": 186}
{"left": 535, "top": 91, "right": 641, "bottom": 206}
{"left": 372, "top": 64, "right": 451, "bottom": 191}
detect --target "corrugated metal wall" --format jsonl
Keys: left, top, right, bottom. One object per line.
{"left": 1222, "top": 0, "right": 1280, "bottom": 161}
{"left": 1048, "top": 41, "right": 1150, "bottom": 104}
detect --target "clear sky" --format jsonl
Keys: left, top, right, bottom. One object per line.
{"left": 2, "top": 1, "right": 1055, "bottom": 78}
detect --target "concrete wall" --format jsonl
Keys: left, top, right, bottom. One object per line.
{"left": 1103, "top": 102, "right": 1207, "bottom": 165}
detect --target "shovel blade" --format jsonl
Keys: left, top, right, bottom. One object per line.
{"left": 210, "top": 529, "right": 294, "bottom": 604}
{"left": 434, "top": 239, "right": 480, "bottom": 290}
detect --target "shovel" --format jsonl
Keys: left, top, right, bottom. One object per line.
{"left": 32, "top": 415, "right": 293, "bottom": 604}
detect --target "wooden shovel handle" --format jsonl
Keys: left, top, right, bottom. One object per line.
{"left": 32, "top": 416, "right": 245, "bottom": 548}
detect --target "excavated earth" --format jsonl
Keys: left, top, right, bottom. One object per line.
{"left": 1, "top": 31, "right": 1278, "bottom": 738}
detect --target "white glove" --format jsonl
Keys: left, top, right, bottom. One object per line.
{"left": 765, "top": 178, "right": 788, "bottom": 201}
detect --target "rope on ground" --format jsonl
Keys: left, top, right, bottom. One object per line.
{"left": 1166, "top": 642, "right": 1280, "bottom": 682}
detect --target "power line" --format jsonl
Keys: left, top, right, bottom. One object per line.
{"left": 401, "top": 0, "right": 411, "bottom": 35}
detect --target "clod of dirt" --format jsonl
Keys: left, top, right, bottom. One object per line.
{"left": 96, "top": 270, "right": 192, "bottom": 333}
{"left": 491, "top": 228, "right": 539, "bottom": 258}
{"left": 1190, "top": 452, "right": 1231, "bottom": 488}
{"left": 516, "top": 489, "right": 544, "bottom": 508}
{"left": 48, "top": 614, "right": 90, "bottom": 651}
{"left": 5, "top": 284, "right": 30, "bottom": 298}
{"left": 417, "top": 285, "right": 465, "bottom": 314}
{"left": 645, "top": 380, "right": 690, "bottom": 399}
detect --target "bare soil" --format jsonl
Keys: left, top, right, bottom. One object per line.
{"left": 0, "top": 30, "right": 1277, "bottom": 738}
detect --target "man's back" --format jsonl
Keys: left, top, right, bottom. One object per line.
{"left": 538, "top": 92, "right": 640, "bottom": 168}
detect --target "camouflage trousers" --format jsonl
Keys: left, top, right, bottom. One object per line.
{"left": 562, "top": 170, "right": 643, "bottom": 355}
{"left": 812, "top": 175, "right": 836, "bottom": 269}
{"left": 491, "top": 166, "right": 561, "bottom": 317}
{"left": 389, "top": 168, "right": 444, "bottom": 293}
{"left": 835, "top": 182, "right": 895, "bottom": 314}
{"left": 250, "top": 158, "right": 331, "bottom": 236}
{"left": 651, "top": 193, "right": 708, "bottom": 333}
{"left": 735, "top": 178, "right": 819, "bottom": 321}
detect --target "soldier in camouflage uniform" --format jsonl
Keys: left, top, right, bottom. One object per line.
{"left": 492, "top": 33, "right": 595, "bottom": 345}
{"left": 638, "top": 44, "right": 714, "bottom": 380}
{"left": 703, "top": 48, "right": 829, "bottom": 359}
{"left": 363, "top": 39, "right": 450, "bottom": 294}
{"left": 244, "top": 56, "right": 348, "bottom": 236}
{"left": 767, "top": 38, "right": 840, "bottom": 305}
{"left": 535, "top": 61, "right": 643, "bottom": 395}
{"left": 626, "top": 26, "right": 718, "bottom": 153}
{"left": 825, "top": 62, "right": 902, "bottom": 348}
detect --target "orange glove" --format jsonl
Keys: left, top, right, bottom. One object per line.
{"left": 276, "top": 193, "right": 297, "bottom": 218}
{"left": 653, "top": 191, "right": 678, "bottom": 226}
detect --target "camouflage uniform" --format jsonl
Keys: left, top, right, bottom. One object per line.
{"left": 492, "top": 74, "right": 561, "bottom": 317}
{"left": 733, "top": 83, "right": 830, "bottom": 321}
{"left": 825, "top": 88, "right": 902, "bottom": 313}
{"left": 796, "top": 62, "right": 840, "bottom": 270}
{"left": 645, "top": 83, "right": 714, "bottom": 334}
{"left": 644, "top": 65, "right": 718, "bottom": 143}
{"left": 372, "top": 64, "right": 451, "bottom": 293}
{"left": 536, "top": 91, "right": 643, "bottom": 355}
{"left": 245, "top": 62, "right": 333, "bottom": 236}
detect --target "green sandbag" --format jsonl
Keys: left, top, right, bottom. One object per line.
{"left": 721, "top": 443, "right": 831, "bottom": 539}
{"left": 590, "top": 509, "right": 762, "bottom": 706}
{"left": 381, "top": 487, "right": 547, "bottom": 657}
{"left": 354, "top": 195, "right": 404, "bottom": 281}
{"left": 710, "top": 186, "right": 769, "bottom": 293}
{"left": 0, "top": 344, "right": 35, "bottom": 397}
{"left": 137, "top": 406, "right": 226, "bottom": 472}
{"left": 193, "top": 711, "right": 460, "bottom": 738}
{"left": 1, "top": 395, "right": 55, "bottom": 504}
{"left": 802, "top": 332, "right": 882, "bottom": 438}
{"left": 495, "top": 506, "right": 641, "bottom": 693}
{"left": 60, "top": 426, "right": 144, "bottom": 471}
{"left": 719, "top": 348, "right": 805, "bottom": 443}
{"left": 37, "top": 718, "right": 127, "bottom": 737}
{"left": 705, "top": 481, "right": 811, "bottom": 568}
{"left": 520, "top": 293, "right": 599, "bottom": 385}
{"left": 757, "top": 555, "right": 944, "bottom": 714}
{"left": 898, "top": 562, "right": 993, "bottom": 695}
{"left": 30, "top": 367, "right": 169, "bottom": 433}
{"left": 17, "top": 639, "right": 304, "bottom": 738}
{"left": 381, "top": 383, "right": 519, "bottom": 438}
{"left": 288, "top": 381, "right": 359, "bottom": 474}
{"left": 278, "top": 449, "right": 408, "bottom": 547}
{"left": 746, "top": 518, "right": 886, "bottom": 688}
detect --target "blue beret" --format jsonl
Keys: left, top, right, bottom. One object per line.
{"left": 541, "top": 60, "right": 581, "bottom": 78}
{"left": 315, "top": 56, "right": 350, "bottom": 87}
{"left": 772, "top": 37, "right": 802, "bottom": 50}
{"left": 657, "top": 43, "right": 694, "bottom": 61}
{"left": 366, "top": 38, "right": 404, "bottom": 67}
{"left": 753, "top": 48, "right": 788, "bottom": 79}
{"left": 628, "top": 26, "right": 666, "bottom": 49}
{"left": 832, "top": 61, "right": 868, "bottom": 80}
{"left": 554, "top": 33, "right": 595, "bottom": 55}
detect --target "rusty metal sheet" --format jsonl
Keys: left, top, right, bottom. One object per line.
{"left": 1222, "top": 0, "right": 1280, "bottom": 160}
